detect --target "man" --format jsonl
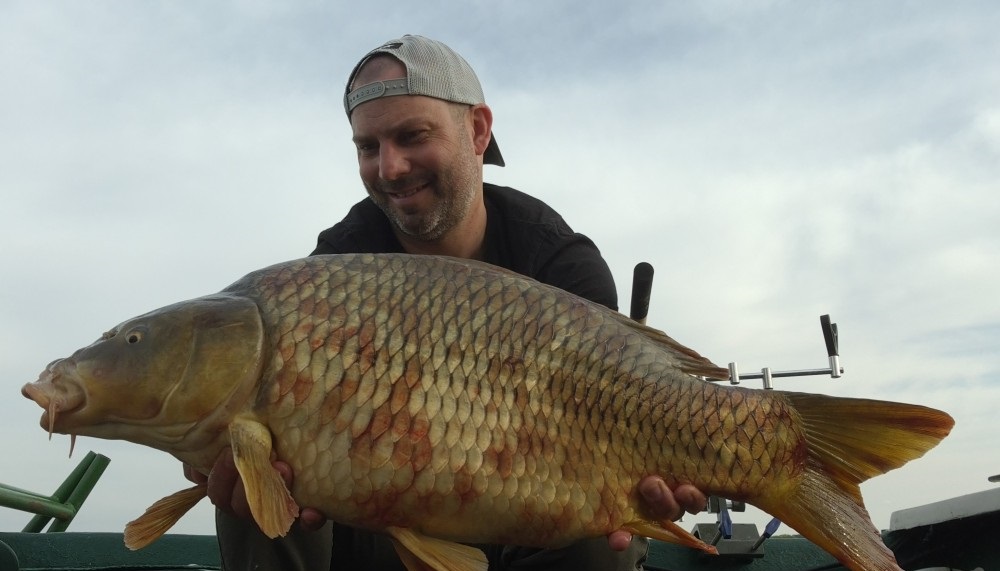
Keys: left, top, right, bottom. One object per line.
{"left": 195, "top": 35, "right": 707, "bottom": 570}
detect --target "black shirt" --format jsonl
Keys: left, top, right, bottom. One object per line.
{"left": 311, "top": 183, "right": 618, "bottom": 311}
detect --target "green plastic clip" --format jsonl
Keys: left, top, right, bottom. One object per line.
{"left": 0, "top": 451, "right": 110, "bottom": 532}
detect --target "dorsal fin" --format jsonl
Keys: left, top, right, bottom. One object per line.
{"left": 609, "top": 311, "right": 729, "bottom": 379}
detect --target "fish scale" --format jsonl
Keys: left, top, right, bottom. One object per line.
{"left": 22, "top": 253, "right": 954, "bottom": 571}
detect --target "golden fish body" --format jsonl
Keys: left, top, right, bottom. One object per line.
{"left": 22, "top": 254, "right": 953, "bottom": 571}
{"left": 258, "top": 257, "right": 788, "bottom": 544}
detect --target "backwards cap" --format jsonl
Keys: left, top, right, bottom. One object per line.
{"left": 344, "top": 35, "right": 504, "bottom": 166}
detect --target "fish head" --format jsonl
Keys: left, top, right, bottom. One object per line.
{"left": 22, "top": 294, "right": 265, "bottom": 452}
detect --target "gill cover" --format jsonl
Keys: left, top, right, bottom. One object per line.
{"left": 69, "top": 294, "right": 265, "bottom": 442}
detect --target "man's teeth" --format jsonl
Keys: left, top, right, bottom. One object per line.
{"left": 391, "top": 185, "right": 424, "bottom": 198}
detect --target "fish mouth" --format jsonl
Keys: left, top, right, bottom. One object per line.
{"left": 22, "top": 360, "right": 87, "bottom": 438}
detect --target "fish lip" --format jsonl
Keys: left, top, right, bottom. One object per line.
{"left": 22, "top": 361, "right": 87, "bottom": 434}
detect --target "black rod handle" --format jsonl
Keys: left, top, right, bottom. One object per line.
{"left": 630, "top": 262, "right": 654, "bottom": 324}
{"left": 820, "top": 314, "right": 839, "bottom": 357}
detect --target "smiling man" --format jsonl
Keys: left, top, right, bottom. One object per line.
{"left": 348, "top": 53, "right": 489, "bottom": 257}
{"left": 203, "top": 35, "right": 707, "bottom": 570}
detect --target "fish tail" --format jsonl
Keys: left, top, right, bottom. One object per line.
{"left": 759, "top": 392, "right": 954, "bottom": 571}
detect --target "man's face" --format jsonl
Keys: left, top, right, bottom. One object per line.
{"left": 351, "top": 82, "right": 481, "bottom": 242}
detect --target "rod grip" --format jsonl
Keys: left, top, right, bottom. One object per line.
{"left": 820, "top": 314, "right": 839, "bottom": 357}
{"left": 630, "top": 262, "right": 654, "bottom": 324}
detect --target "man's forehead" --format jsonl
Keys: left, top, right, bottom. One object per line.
{"left": 350, "top": 94, "right": 455, "bottom": 138}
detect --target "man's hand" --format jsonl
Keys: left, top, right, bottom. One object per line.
{"left": 183, "top": 449, "right": 327, "bottom": 532}
{"left": 606, "top": 477, "right": 707, "bottom": 551}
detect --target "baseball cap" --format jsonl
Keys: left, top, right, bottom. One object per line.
{"left": 344, "top": 35, "right": 505, "bottom": 167}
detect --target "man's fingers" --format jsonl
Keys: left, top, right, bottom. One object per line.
{"left": 273, "top": 460, "right": 294, "bottom": 486}
{"left": 183, "top": 463, "right": 208, "bottom": 486}
{"left": 639, "top": 476, "right": 683, "bottom": 521}
{"left": 270, "top": 461, "right": 328, "bottom": 532}
{"left": 609, "top": 479, "right": 709, "bottom": 551}
{"left": 674, "top": 484, "right": 708, "bottom": 515}
{"left": 203, "top": 451, "right": 325, "bottom": 530}
{"left": 207, "top": 448, "right": 246, "bottom": 515}
{"left": 229, "top": 476, "right": 251, "bottom": 520}
{"left": 606, "top": 529, "right": 633, "bottom": 552}
{"left": 297, "top": 508, "right": 328, "bottom": 532}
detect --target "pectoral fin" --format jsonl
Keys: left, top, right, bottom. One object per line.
{"left": 123, "top": 485, "right": 207, "bottom": 550}
{"left": 387, "top": 526, "right": 488, "bottom": 571}
{"left": 624, "top": 519, "right": 718, "bottom": 555}
{"left": 230, "top": 418, "right": 299, "bottom": 538}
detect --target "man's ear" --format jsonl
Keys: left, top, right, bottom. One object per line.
{"left": 469, "top": 104, "right": 494, "bottom": 157}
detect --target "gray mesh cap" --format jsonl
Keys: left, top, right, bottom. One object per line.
{"left": 344, "top": 35, "right": 504, "bottom": 166}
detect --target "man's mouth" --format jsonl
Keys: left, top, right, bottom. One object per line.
{"left": 382, "top": 179, "right": 430, "bottom": 201}
{"left": 390, "top": 189, "right": 419, "bottom": 199}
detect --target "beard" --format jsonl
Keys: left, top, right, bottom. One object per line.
{"left": 366, "top": 145, "right": 480, "bottom": 242}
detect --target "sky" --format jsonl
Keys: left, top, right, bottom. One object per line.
{"left": 2, "top": 0, "right": 999, "bottom": 546}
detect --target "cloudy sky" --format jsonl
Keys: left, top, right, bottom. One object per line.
{"left": 3, "top": 0, "right": 998, "bottom": 545}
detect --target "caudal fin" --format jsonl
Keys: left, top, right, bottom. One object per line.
{"left": 759, "top": 392, "right": 954, "bottom": 571}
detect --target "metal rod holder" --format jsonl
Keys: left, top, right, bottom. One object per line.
{"left": 722, "top": 314, "right": 844, "bottom": 388}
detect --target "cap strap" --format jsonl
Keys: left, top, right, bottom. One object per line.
{"left": 345, "top": 78, "right": 410, "bottom": 113}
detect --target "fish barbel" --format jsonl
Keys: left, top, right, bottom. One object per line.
{"left": 22, "top": 253, "right": 953, "bottom": 571}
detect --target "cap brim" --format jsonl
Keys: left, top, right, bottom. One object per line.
{"left": 484, "top": 133, "right": 505, "bottom": 167}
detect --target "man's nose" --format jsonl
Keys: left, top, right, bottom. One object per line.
{"left": 379, "top": 144, "right": 410, "bottom": 181}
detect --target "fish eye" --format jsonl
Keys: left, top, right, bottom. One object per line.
{"left": 125, "top": 329, "right": 144, "bottom": 344}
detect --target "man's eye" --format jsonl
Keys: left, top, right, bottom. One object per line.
{"left": 400, "top": 131, "right": 427, "bottom": 144}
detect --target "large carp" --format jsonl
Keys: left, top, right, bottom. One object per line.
{"left": 22, "top": 253, "right": 952, "bottom": 571}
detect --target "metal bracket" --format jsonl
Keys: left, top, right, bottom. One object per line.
{"left": 722, "top": 314, "right": 844, "bottom": 389}
{"left": 0, "top": 451, "right": 110, "bottom": 532}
